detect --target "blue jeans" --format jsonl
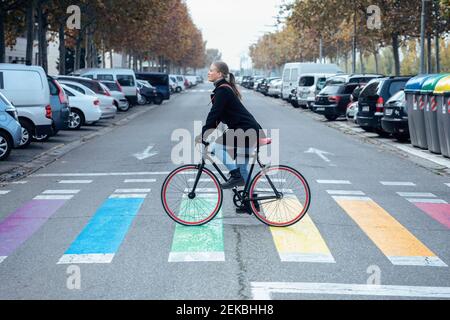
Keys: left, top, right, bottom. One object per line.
{"left": 212, "top": 143, "right": 253, "bottom": 183}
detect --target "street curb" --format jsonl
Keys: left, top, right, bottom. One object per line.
{"left": 0, "top": 105, "right": 158, "bottom": 184}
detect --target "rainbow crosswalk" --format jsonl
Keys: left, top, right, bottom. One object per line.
{"left": 0, "top": 179, "right": 448, "bottom": 269}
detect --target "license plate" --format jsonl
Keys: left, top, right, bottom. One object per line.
{"left": 316, "top": 107, "right": 325, "bottom": 111}
{"left": 385, "top": 109, "right": 393, "bottom": 116}
{"left": 363, "top": 106, "right": 370, "bottom": 112}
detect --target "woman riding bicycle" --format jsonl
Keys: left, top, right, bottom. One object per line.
{"left": 196, "top": 61, "right": 264, "bottom": 213}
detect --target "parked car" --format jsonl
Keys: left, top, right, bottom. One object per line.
{"left": 267, "top": 79, "right": 283, "bottom": 98}
{"left": 259, "top": 77, "right": 280, "bottom": 96}
{"left": 135, "top": 72, "right": 170, "bottom": 102}
{"left": 346, "top": 84, "right": 366, "bottom": 123}
{"left": 196, "top": 75, "right": 204, "bottom": 84}
{"left": 0, "top": 64, "right": 53, "bottom": 148}
{"left": 60, "top": 84, "right": 102, "bottom": 130}
{"left": 325, "top": 73, "right": 384, "bottom": 87}
{"left": 169, "top": 76, "right": 178, "bottom": 93}
{"left": 281, "top": 63, "right": 343, "bottom": 100}
{"left": 43, "top": 76, "right": 70, "bottom": 140}
{"left": 291, "top": 73, "right": 335, "bottom": 109}
{"left": 357, "top": 76, "right": 411, "bottom": 135}
{"left": 59, "top": 81, "right": 117, "bottom": 120}
{"left": 137, "top": 80, "right": 161, "bottom": 105}
{"left": 241, "top": 76, "right": 253, "bottom": 89}
{"left": 79, "top": 68, "right": 139, "bottom": 106}
{"left": 100, "top": 80, "right": 130, "bottom": 112}
{"left": 312, "top": 83, "right": 361, "bottom": 121}
{"left": 381, "top": 90, "right": 409, "bottom": 141}
{"left": 185, "top": 75, "right": 198, "bottom": 87}
{"left": 0, "top": 92, "right": 22, "bottom": 160}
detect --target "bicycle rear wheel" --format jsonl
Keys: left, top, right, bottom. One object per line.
{"left": 249, "top": 165, "right": 311, "bottom": 227}
{"left": 161, "top": 165, "right": 223, "bottom": 226}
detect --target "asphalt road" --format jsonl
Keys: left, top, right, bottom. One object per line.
{"left": 0, "top": 83, "right": 449, "bottom": 300}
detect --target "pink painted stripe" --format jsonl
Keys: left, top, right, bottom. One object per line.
{"left": 0, "top": 200, "right": 66, "bottom": 256}
{"left": 414, "top": 203, "right": 450, "bottom": 229}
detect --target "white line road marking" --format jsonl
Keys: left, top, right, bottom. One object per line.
{"left": 305, "top": 148, "right": 334, "bottom": 163}
{"left": 11, "top": 181, "right": 28, "bottom": 184}
{"left": 33, "top": 195, "right": 74, "bottom": 200}
{"left": 133, "top": 145, "right": 158, "bottom": 161}
{"left": 331, "top": 195, "right": 372, "bottom": 201}
{"left": 57, "top": 254, "right": 115, "bottom": 264}
{"left": 388, "top": 256, "right": 448, "bottom": 267}
{"left": 0, "top": 256, "right": 7, "bottom": 264}
{"left": 279, "top": 253, "right": 336, "bottom": 263}
{"left": 168, "top": 252, "right": 225, "bottom": 262}
{"left": 250, "top": 282, "right": 450, "bottom": 300}
{"left": 59, "top": 180, "right": 93, "bottom": 184}
{"left": 406, "top": 198, "right": 448, "bottom": 204}
{"left": 109, "top": 194, "right": 148, "bottom": 199}
{"left": 114, "top": 189, "right": 151, "bottom": 193}
{"left": 183, "top": 188, "right": 218, "bottom": 193}
{"left": 0, "top": 190, "right": 10, "bottom": 195}
{"left": 326, "top": 190, "right": 365, "bottom": 195}
{"left": 188, "top": 179, "right": 215, "bottom": 182}
{"left": 446, "top": 183, "right": 450, "bottom": 188}
{"left": 381, "top": 181, "right": 416, "bottom": 186}
{"left": 316, "top": 180, "right": 351, "bottom": 185}
{"left": 42, "top": 190, "right": 80, "bottom": 194}
{"left": 259, "top": 179, "right": 287, "bottom": 183}
{"left": 397, "top": 192, "right": 437, "bottom": 198}
{"left": 33, "top": 172, "right": 172, "bottom": 177}
{"left": 124, "top": 179, "right": 156, "bottom": 183}
{"left": 255, "top": 188, "right": 294, "bottom": 193}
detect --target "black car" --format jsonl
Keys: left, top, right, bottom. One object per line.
{"left": 312, "top": 83, "right": 361, "bottom": 121}
{"left": 381, "top": 90, "right": 409, "bottom": 141}
{"left": 241, "top": 76, "right": 253, "bottom": 89}
{"left": 137, "top": 81, "right": 161, "bottom": 105}
{"left": 357, "top": 76, "right": 411, "bottom": 135}
{"left": 135, "top": 72, "right": 170, "bottom": 102}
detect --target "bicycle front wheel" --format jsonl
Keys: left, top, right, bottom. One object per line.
{"left": 161, "top": 165, "right": 223, "bottom": 226}
{"left": 249, "top": 165, "right": 311, "bottom": 227}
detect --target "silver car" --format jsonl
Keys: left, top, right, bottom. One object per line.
{"left": 100, "top": 81, "right": 130, "bottom": 112}
{"left": 0, "top": 92, "right": 22, "bottom": 160}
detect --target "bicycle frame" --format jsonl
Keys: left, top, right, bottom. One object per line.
{"left": 188, "top": 144, "right": 282, "bottom": 204}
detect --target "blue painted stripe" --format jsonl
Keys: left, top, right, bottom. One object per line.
{"left": 65, "top": 198, "right": 144, "bottom": 255}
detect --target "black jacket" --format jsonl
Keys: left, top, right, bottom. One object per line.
{"left": 202, "top": 79, "right": 262, "bottom": 138}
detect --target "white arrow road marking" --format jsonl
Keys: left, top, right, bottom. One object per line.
{"left": 133, "top": 145, "right": 158, "bottom": 160}
{"left": 305, "top": 148, "right": 335, "bottom": 163}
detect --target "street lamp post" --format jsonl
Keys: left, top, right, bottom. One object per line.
{"left": 420, "top": 0, "right": 427, "bottom": 74}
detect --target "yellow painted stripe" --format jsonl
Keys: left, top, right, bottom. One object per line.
{"left": 263, "top": 197, "right": 334, "bottom": 263}
{"left": 333, "top": 197, "right": 447, "bottom": 267}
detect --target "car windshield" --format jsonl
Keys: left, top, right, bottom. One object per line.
{"left": 97, "top": 74, "right": 114, "bottom": 81}
{"left": 387, "top": 90, "right": 405, "bottom": 103}
{"left": 102, "top": 82, "right": 120, "bottom": 91}
{"left": 320, "top": 85, "right": 341, "bottom": 95}
{"left": 298, "top": 76, "right": 315, "bottom": 87}
{"left": 117, "top": 75, "right": 135, "bottom": 86}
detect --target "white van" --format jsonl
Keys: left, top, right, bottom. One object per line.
{"left": 79, "top": 68, "right": 138, "bottom": 105}
{"left": 0, "top": 64, "right": 53, "bottom": 147}
{"left": 293, "top": 73, "right": 336, "bottom": 108}
{"left": 281, "top": 63, "right": 343, "bottom": 100}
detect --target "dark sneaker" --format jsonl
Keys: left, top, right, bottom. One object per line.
{"left": 221, "top": 169, "right": 245, "bottom": 189}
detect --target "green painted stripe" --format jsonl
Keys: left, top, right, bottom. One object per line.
{"left": 170, "top": 196, "right": 224, "bottom": 258}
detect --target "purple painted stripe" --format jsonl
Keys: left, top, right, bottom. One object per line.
{"left": 414, "top": 203, "right": 450, "bottom": 229}
{"left": 0, "top": 200, "right": 66, "bottom": 256}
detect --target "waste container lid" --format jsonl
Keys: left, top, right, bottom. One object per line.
{"left": 434, "top": 75, "right": 450, "bottom": 95}
{"left": 420, "top": 74, "right": 450, "bottom": 94}
{"left": 404, "top": 74, "right": 436, "bottom": 93}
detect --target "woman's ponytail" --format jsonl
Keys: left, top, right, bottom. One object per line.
{"left": 228, "top": 72, "right": 242, "bottom": 100}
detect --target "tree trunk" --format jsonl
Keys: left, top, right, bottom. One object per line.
{"left": 37, "top": 1, "right": 48, "bottom": 73}
{"left": 392, "top": 34, "right": 400, "bottom": 76}
{"left": 435, "top": 35, "right": 440, "bottom": 73}
{"left": 373, "top": 51, "right": 379, "bottom": 74}
{"left": 26, "top": 1, "right": 35, "bottom": 65}
{"left": 74, "top": 33, "right": 82, "bottom": 71}
{"left": 427, "top": 34, "right": 432, "bottom": 73}
{"left": 110, "top": 50, "right": 114, "bottom": 68}
{"left": 58, "top": 22, "right": 66, "bottom": 75}
{"left": 0, "top": 10, "right": 6, "bottom": 63}
{"left": 359, "top": 50, "right": 365, "bottom": 74}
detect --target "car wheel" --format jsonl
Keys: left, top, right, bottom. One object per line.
{"left": 325, "top": 115, "right": 339, "bottom": 121}
{"left": 137, "top": 95, "right": 147, "bottom": 105}
{"left": 0, "top": 131, "right": 12, "bottom": 161}
{"left": 376, "top": 128, "right": 390, "bottom": 138}
{"left": 153, "top": 94, "right": 163, "bottom": 105}
{"left": 291, "top": 100, "right": 299, "bottom": 108}
{"left": 68, "top": 109, "right": 83, "bottom": 130}
{"left": 119, "top": 102, "right": 130, "bottom": 112}
{"left": 18, "top": 119, "right": 33, "bottom": 148}
{"left": 394, "top": 133, "right": 409, "bottom": 142}
{"left": 361, "top": 126, "right": 374, "bottom": 132}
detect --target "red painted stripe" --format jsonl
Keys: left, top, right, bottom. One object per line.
{"left": 414, "top": 203, "right": 450, "bottom": 229}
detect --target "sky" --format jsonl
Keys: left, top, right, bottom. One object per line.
{"left": 186, "top": 0, "right": 284, "bottom": 70}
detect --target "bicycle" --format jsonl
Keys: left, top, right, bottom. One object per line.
{"left": 161, "top": 138, "right": 311, "bottom": 227}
